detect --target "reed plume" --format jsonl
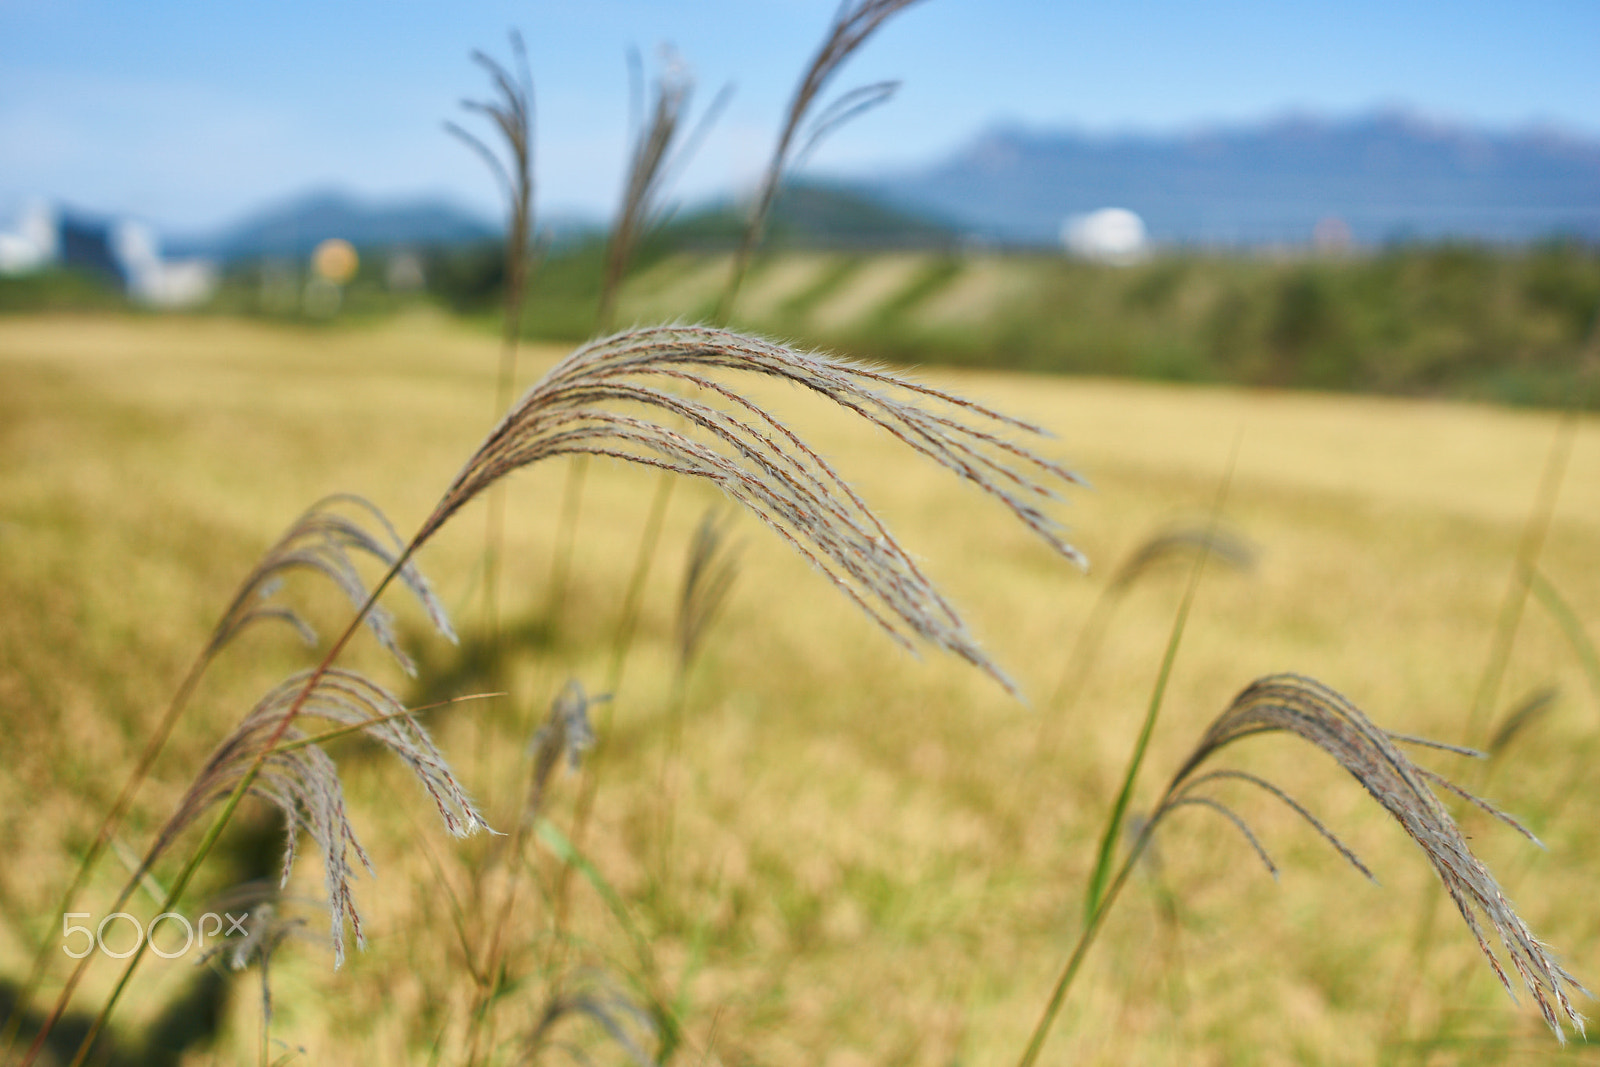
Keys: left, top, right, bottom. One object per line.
{"left": 720, "top": 0, "right": 925, "bottom": 319}
{"left": 220, "top": 324, "right": 1081, "bottom": 945}
{"left": 525, "top": 969, "right": 661, "bottom": 1067}
{"left": 446, "top": 31, "right": 535, "bottom": 371}
{"left": 447, "top": 30, "right": 537, "bottom": 643}
{"left": 417, "top": 324, "right": 1086, "bottom": 689}
{"left": 156, "top": 668, "right": 487, "bottom": 966}
{"left": 1, "top": 493, "right": 457, "bottom": 1064}
{"left": 1156, "top": 674, "right": 1586, "bottom": 1042}
{"left": 1487, "top": 685, "right": 1560, "bottom": 757}
{"left": 38, "top": 322, "right": 1084, "bottom": 1067}
{"left": 548, "top": 45, "right": 729, "bottom": 628}
{"left": 675, "top": 508, "right": 741, "bottom": 671}
{"left": 527, "top": 680, "right": 601, "bottom": 821}
{"left": 1023, "top": 672, "right": 1587, "bottom": 1065}
{"left": 1047, "top": 523, "right": 1255, "bottom": 714}
{"left": 597, "top": 47, "right": 731, "bottom": 332}
{"left": 209, "top": 492, "right": 456, "bottom": 673}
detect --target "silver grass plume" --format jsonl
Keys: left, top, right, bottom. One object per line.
{"left": 446, "top": 31, "right": 534, "bottom": 358}
{"left": 1106, "top": 525, "right": 1256, "bottom": 594}
{"left": 414, "top": 325, "right": 1087, "bottom": 692}
{"left": 525, "top": 969, "right": 661, "bottom": 1067}
{"left": 157, "top": 325, "right": 1076, "bottom": 971}
{"left": 158, "top": 669, "right": 488, "bottom": 966}
{"left": 195, "top": 884, "right": 310, "bottom": 1036}
{"left": 0, "top": 494, "right": 463, "bottom": 1067}
{"left": 208, "top": 492, "right": 455, "bottom": 674}
{"left": 1151, "top": 673, "right": 1588, "bottom": 1042}
{"left": 676, "top": 508, "right": 742, "bottom": 670}
{"left": 527, "top": 680, "right": 601, "bottom": 820}
{"left": 1049, "top": 523, "right": 1255, "bottom": 713}
{"left": 597, "top": 46, "right": 731, "bottom": 331}
{"left": 1487, "top": 685, "right": 1560, "bottom": 757}
{"left": 720, "top": 0, "right": 924, "bottom": 319}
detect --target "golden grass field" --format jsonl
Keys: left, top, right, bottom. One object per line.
{"left": 1, "top": 311, "right": 1597, "bottom": 1065}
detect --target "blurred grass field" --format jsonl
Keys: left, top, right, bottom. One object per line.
{"left": 1, "top": 310, "right": 1598, "bottom": 1064}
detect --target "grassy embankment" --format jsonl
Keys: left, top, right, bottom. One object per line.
{"left": 606, "top": 242, "right": 1600, "bottom": 408}
{"left": 13, "top": 238, "right": 1598, "bottom": 408}
{"left": 1, "top": 312, "right": 1597, "bottom": 1063}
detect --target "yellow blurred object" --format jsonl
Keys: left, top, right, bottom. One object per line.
{"left": 311, "top": 238, "right": 359, "bottom": 285}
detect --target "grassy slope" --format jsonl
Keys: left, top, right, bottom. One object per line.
{"left": 614, "top": 243, "right": 1600, "bottom": 407}
{"left": 1, "top": 313, "right": 1597, "bottom": 1064}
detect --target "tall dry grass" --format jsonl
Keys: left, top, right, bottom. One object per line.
{"left": 2, "top": 314, "right": 1597, "bottom": 1062}
{"left": 14, "top": 322, "right": 1091, "bottom": 1066}
{"left": 719, "top": 0, "right": 924, "bottom": 321}
{"left": 2, "top": 3, "right": 1596, "bottom": 1057}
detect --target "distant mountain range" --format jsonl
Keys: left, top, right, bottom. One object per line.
{"left": 172, "top": 183, "right": 952, "bottom": 261}
{"left": 169, "top": 190, "right": 497, "bottom": 260}
{"left": 661, "top": 182, "right": 960, "bottom": 250}
{"left": 162, "top": 111, "right": 1600, "bottom": 259}
{"left": 867, "top": 111, "right": 1600, "bottom": 246}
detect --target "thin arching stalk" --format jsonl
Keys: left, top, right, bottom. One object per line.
{"left": 555, "top": 469, "right": 675, "bottom": 924}
{"left": 1081, "top": 458, "right": 1237, "bottom": 923}
{"left": 447, "top": 31, "right": 536, "bottom": 644}
{"left": 42, "top": 325, "right": 1083, "bottom": 1066}
{"left": 48, "top": 563, "right": 407, "bottom": 1067}
{"left": 1467, "top": 411, "right": 1578, "bottom": 741}
{"left": 718, "top": 0, "right": 924, "bottom": 323}
{"left": 1021, "top": 675, "right": 1586, "bottom": 1066}
{"left": 1017, "top": 818, "right": 1153, "bottom": 1067}
{"left": 546, "top": 47, "right": 728, "bottom": 630}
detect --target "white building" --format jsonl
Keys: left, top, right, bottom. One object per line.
{"left": 0, "top": 201, "right": 218, "bottom": 308}
{"left": 111, "top": 219, "right": 219, "bottom": 308}
{"left": 0, "top": 200, "right": 58, "bottom": 274}
{"left": 1061, "top": 207, "right": 1150, "bottom": 265}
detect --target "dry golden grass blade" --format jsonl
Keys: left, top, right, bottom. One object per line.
{"left": 1159, "top": 673, "right": 1588, "bottom": 1043}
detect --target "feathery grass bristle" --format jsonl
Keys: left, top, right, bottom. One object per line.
{"left": 528, "top": 680, "right": 602, "bottom": 820}
{"left": 1156, "top": 673, "right": 1588, "bottom": 1042}
{"left": 160, "top": 668, "right": 487, "bottom": 966}
{"left": 417, "top": 325, "right": 1085, "bottom": 693}
{"left": 210, "top": 493, "right": 455, "bottom": 674}
{"left": 676, "top": 508, "right": 742, "bottom": 670}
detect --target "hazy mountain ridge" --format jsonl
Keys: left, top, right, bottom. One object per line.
{"left": 175, "top": 183, "right": 959, "bottom": 262}
{"left": 156, "top": 111, "right": 1600, "bottom": 258}
{"left": 170, "top": 189, "right": 498, "bottom": 260}
{"left": 868, "top": 111, "right": 1600, "bottom": 246}
{"left": 658, "top": 182, "right": 960, "bottom": 250}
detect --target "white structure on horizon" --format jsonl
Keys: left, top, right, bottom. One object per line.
{"left": 0, "top": 200, "right": 218, "bottom": 308}
{"left": 0, "top": 200, "right": 58, "bottom": 274}
{"left": 111, "top": 219, "right": 219, "bottom": 308}
{"left": 1061, "top": 207, "right": 1149, "bottom": 265}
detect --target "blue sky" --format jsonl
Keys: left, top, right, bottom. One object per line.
{"left": 2, "top": 0, "right": 1597, "bottom": 234}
